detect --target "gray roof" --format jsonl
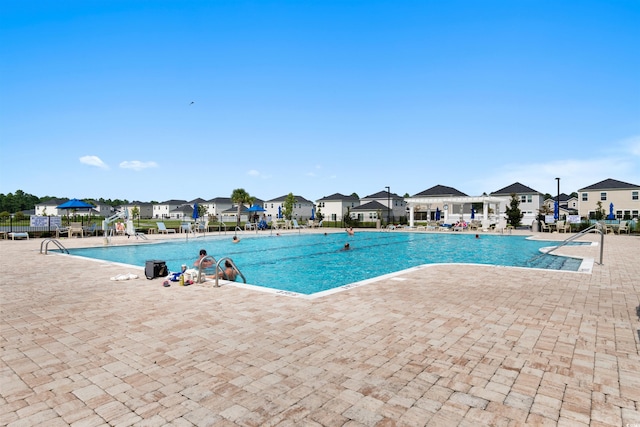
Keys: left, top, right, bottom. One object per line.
{"left": 351, "top": 201, "right": 389, "bottom": 211}
{"left": 491, "top": 182, "right": 540, "bottom": 195}
{"left": 412, "top": 185, "right": 468, "bottom": 197}
{"left": 317, "top": 193, "right": 359, "bottom": 202}
{"left": 362, "top": 190, "right": 402, "bottom": 199}
{"left": 578, "top": 178, "right": 639, "bottom": 191}
{"left": 160, "top": 199, "right": 187, "bottom": 205}
{"left": 266, "top": 195, "right": 313, "bottom": 204}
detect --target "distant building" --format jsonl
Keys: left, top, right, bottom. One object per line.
{"left": 360, "top": 190, "right": 406, "bottom": 221}
{"left": 153, "top": 199, "right": 187, "bottom": 219}
{"left": 315, "top": 193, "right": 360, "bottom": 222}
{"left": 491, "top": 182, "right": 544, "bottom": 225}
{"left": 264, "top": 195, "right": 314, "bottom": 221}
{"left": 578, "top": 178, "right": 639, "bottom": 220}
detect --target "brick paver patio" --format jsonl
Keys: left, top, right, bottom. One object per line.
{"left": 1, "top": 229, "right": 639, "bottom": 426}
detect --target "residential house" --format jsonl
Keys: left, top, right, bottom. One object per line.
{"left": 35, "top": 198, "right": 109, "bottom": 218}
{"left": 264, "top": 195, "right": 314, "bottom": 221}
{"left": 121, "top": 201, "right": 153, "bottom": 220}
{"left": 491, "top": 182, "right": 544, "bottom": 225}
{"left": 406, "top": 185, "right": 469, "bottom": 222}
{"left": 578, "top": 178, "right": 640, "bottom": 220}
{"left": 349, "top": 201, "right": 390, "bottom": 224}
{"left": 542, "top": 193, "right": 578, "bottom": 218}
{"left": 153, "top": 199, "right": 187, "bottom": 219}
{"left": 360, "top": 190, "right": 406, "bottom": 221}
{"left": 315, "top": 193, "right": 360, "bottom": 223}
{"left": 201, "top": 197, "right": 234, "bottom": 220}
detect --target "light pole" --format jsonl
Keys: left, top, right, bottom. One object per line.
{"left": 385, "top": 186, "right": 391, "bottom": 225}
{"left": 555, "top": 177, "right": 560, "bottom": 220}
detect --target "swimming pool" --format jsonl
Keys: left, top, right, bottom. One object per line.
{"left": 63, "top": 232, "right": 588, "bottom": 295}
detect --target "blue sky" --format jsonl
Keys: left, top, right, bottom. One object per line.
{"left": 2, "top": 0, "right": 639, "bottom": 203}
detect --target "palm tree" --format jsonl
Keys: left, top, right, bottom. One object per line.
{"left": 231, "top": 188, "right": 252, "bottom": 227}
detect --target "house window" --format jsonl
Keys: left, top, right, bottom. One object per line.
{"left": 632, "top": 191, "right": 638, "bottom": 201}
{"left": 632, "top": 210, "right": 639, "bottom": 219}
{"left": 520, "top": 195, "right": 527, "bottom": 203}
{"left": 600, "top": 192, "right": 607, "bottom": 201}
{"left": 582, "top": 193, "right": 588, "bottom": 201}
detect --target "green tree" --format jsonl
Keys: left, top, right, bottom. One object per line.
{"left": 231, "top": 188, "right": 252, "bottom": 226}
{"left": 282, "top": 193, "right": 296, "bottom": 220}
{"left": 594, "top": 201, "right": 605, "bottom": 220}
{"left": 505, "top": 193, "right": 524, "bottom": 228}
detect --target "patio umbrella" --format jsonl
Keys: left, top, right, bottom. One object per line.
{"left": 471, "top": 207, "right": 475, "bottom": 220}
{"left": 310, "top": 207, "right": 315, "bottom": 220}
{"left": 192, "top": 203, "right": 199, "bottom": 220}
{"left": 435, "top": 207, "right": 441, "bottom": 221}
{"left": 57, "top": 199, "right": 95, "bottom": 224}
{"left": 277, "top": 206, "right": 282, "bottom": 219}
{"left": 247, "top": 205, "right": 266, "bottom": 212}
{"left": 554, "top": 201, "right": 559, "bottom": 220}
{"left": 607, "top": 203, "right": 615, "bottom": 220}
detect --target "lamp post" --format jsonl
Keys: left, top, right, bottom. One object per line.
{"left": 385, "top": 186, "right": 391, "bottom": 225}
{"left": 555, "top": 177, "right": 560, "bottom": 220}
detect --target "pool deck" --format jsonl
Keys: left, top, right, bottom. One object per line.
{"left": 1, "top": 229, "right": 639, "bottom": 426}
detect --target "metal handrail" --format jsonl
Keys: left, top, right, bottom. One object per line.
{"left": 541, "top": 223, "right": 604, "bottom": 265}
{"left": 195, "top": 255, "right": 217, "bottom": 283}
{"left": 40, "top": 238, "right": 69, "bottom": 255}
{"left": 214, "top": 257, "right": 246, "bottom": 287}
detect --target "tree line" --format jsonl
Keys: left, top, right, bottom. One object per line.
{"left": 0, "top": 190, "right": 130, "bottom": 214}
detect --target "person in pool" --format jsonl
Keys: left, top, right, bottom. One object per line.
{"left": 346, "top": 227, "right": 355, "bottom": 236}
{"left": 216, "top": 260, "right": 237, "bottom": 281}
{"left": 194, "top": 249, "right": 213, "bottom": 268}
{"left": 232, "top": 235, "right": 240, "bottom": 243}
{"left": 341, "top": 243, "right": 351, "bottom": 251}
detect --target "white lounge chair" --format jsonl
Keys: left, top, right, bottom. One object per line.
{"left": 157, "top": 222, "right": 176, "bottom": 234}
{"left": 616, "top": 221, "right": 630, "bottom": 234}
{"left": 69, "top": 222, "right": 84, "bottom": 238}
{"left": 292, "top": 219, "right": 307, "bottom": 229}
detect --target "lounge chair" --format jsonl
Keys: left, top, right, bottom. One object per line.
{"left": 540, "top": 221, "right": 551, "bottom": 232}
{"left": 556, "top": 220, "right": 568, "bottom": 233}
{"left": 69, "top": 222, "right": 84, "bottom": 238}
{"left": 616, "top": 221, "right": 630, "bottom": 234}
{"left": 8, "top": 232, "right": 29, "bottom": 240}
{"left": 55, "top": 225, "right": 69, "bottom": 238}
{"left": 157, "top": 222, "right": 176, "bottom": 234}
{"left": 85, "top": 223, "right": 99, "bottom": 236}
{"left": 180, "top": 222, "right": 193, "bottom": 233}
{"left": 292, "top": 219, "right": 307, "bottom": 229}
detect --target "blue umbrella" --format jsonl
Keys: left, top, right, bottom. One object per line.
{"left": 554, "top": 201, "right": 559, "bottom": 220}
{"left": 57, "top": 198, "right": 94, "bottom": 210}
{"left": 607, "top": 203, "right": 615, "bottom": 220}
{"left": 278, "top": 206, "right": 282, "bottom": 219}
{"left": 435, "top": 207, "right": 441, "bottom": 221}
{"left": 310, "top": 207, "right": 315, "bottom": 220}
{"left": 247, "top": 205, "right": 266, "bottom": 212}
{"left": 471, "top": 206, "right": 475, "bottom": 220}
{"left": 192, "top": 203, "right": 199, "bottom": 220}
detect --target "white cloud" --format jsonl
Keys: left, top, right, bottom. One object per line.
{"left": 247, "top": 169, "right": 272, "bottom": 179}
{"left": 119, "top": 160, "right": 158, "bottom": 171}
{"left": 79, "top": 155, "right": 109, "bottom": 170}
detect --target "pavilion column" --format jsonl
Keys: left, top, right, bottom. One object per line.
{"left": 483, "top": 202, "right": 489, "bottom": 220}
{"left": 408, "top": 205, "right": 415, "bottom": 227}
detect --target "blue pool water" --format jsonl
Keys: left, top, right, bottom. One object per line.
{"left": 63, "top": 232, "right": 585, "bottom": 295}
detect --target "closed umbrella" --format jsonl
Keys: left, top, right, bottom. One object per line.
{"left": 607, "top": 203, "right": 615, "bottom": 220}
{"left": 471, "top": 206, "right": 475, "bottom": 220}
{"left": 435, "top": 207, "right": 441, "bottom": 221}
{"left": 192, "top": 203, "right": 199, "bottom": 220}
{"left": 310, "top": 207, "right": 315, "bottom": 221}
{"left": 277, "top": 206, "right": 282, "bottom": 219}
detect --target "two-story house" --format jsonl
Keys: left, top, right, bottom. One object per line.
{"left": 578, "top": 178, "right": 639, "bottom": 220}
{"left": 315, "top": 193, "right": 360, "bottom": 223}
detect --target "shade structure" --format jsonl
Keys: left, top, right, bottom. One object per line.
{"left": 192, "top": 203, "right": 199, "bottom": 220}
{"left": 247, "top": 205, "right": 266, "bottom": 212}
{"left": 57, "top": 198, "right": 94, "bottom": 210}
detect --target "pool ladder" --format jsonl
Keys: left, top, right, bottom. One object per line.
{"left": 194, "top": 255, "right": 246, "bottom": 287}
{"left": 40, "top": 238, "right": 69, "bottom": 255}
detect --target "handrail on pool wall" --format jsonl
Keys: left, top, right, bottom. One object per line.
{"left": 543, "top": 223, "right": 604, "bottom": 265}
